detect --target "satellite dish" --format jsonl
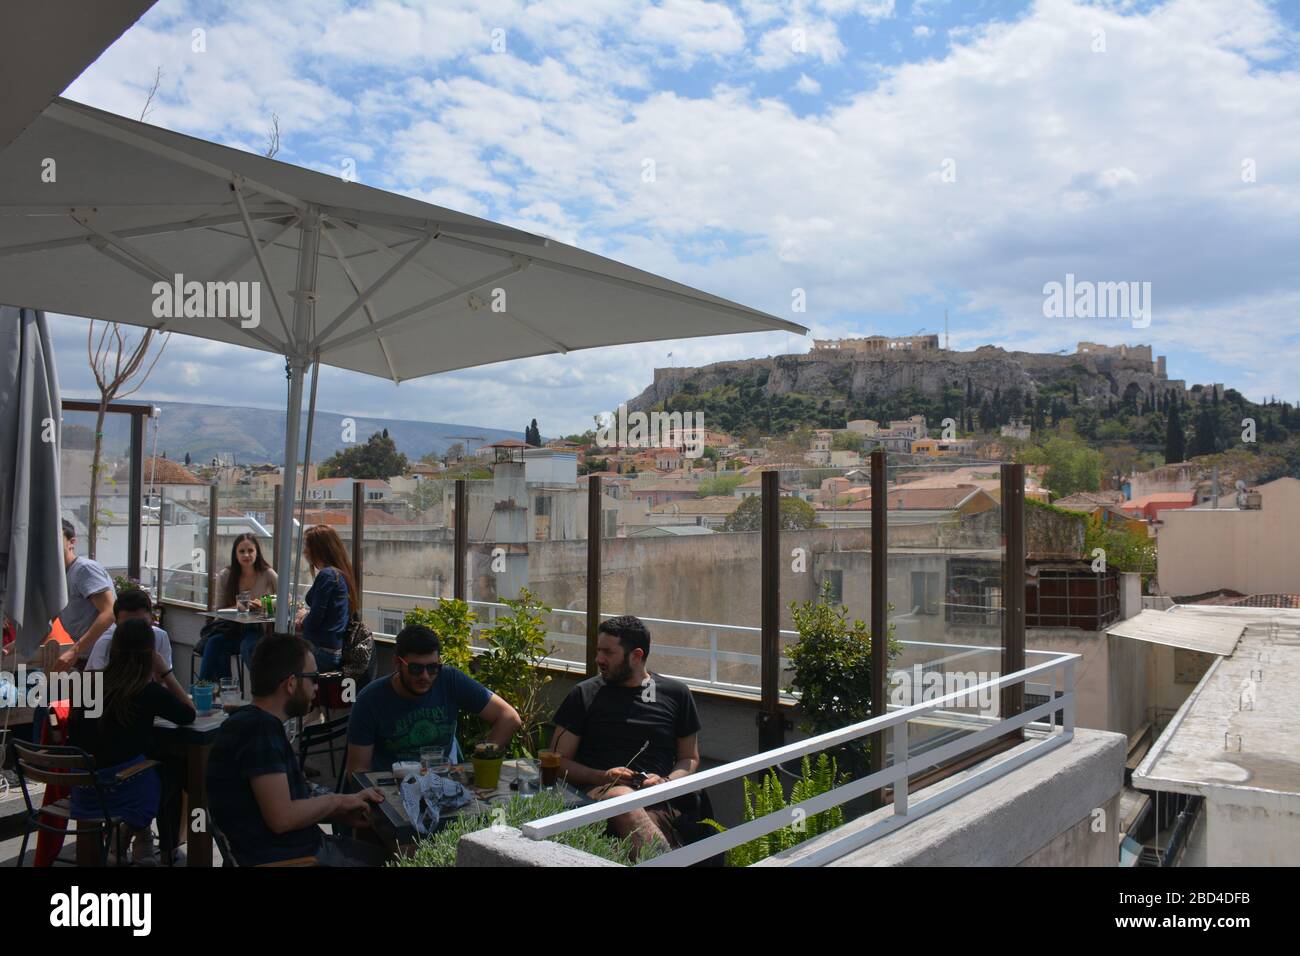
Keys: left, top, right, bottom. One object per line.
{"left": 1235, "top": 480, "right": 1246, "bottom": 491}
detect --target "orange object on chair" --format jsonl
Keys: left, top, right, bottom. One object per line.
{"left": 32, "top": 698, "right": 73, "bottom": 867}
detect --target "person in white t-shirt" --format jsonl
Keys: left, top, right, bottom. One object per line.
{"left": 86, "top": 588, "right": 173, "bottom": 673}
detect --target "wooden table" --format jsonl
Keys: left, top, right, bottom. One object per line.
{"left": 353, "top": 760, "right": 588, "bottom": 852}
{"left": 153, "top": 710, "right": 228, "bottom": 867}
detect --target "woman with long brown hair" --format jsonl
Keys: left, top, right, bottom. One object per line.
{"left": 70, "top": 618, "right": 195, "bottom": 864}
{"left": 293, "top": 525, "right": 357, "bottom": 670}
{"left": 198, "top": 533, "right": 278, "bottom": 682}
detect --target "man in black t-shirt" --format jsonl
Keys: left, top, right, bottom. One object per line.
{"left": 550, "top": 615, "right": 701, "bottom": 857}
{"left": 207, "top": 634, "right": 387, "bottom": 866}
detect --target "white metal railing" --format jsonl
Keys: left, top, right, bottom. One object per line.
{"left": 520, "top": 653, "right": 1078, "bottom": 867}
{"left": 361, "top": 589, "right": 1049, "bottom": 702}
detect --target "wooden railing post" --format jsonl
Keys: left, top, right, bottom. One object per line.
{"left": 758, "top": 470, "right": 786, "bottom": 750}
{"left": 586, "top": 476, "right": 602, "bottom": 676}
{"left": 207, "top": 485, "right": 218, "bottom": 611}
{"left": 352, "top": 481, "right": 365, "bottom": 616}
{"left": 869, "top": 449, "right": 888, "bottom": 807}
{"left": 1001, "top": 463, "right": 1026, "bottom": 731}
{"left": 454, "top": 479, "right": 467, "bottom": 602}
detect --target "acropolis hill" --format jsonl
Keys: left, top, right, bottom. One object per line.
{"left": 627, "top": 339, "right": 1213, "bottom": 412}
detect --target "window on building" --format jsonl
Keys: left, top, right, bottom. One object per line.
{"left": 535, "top": 495, "right": 552, "bottom": 517}
{"left": 911, "top": 571, "right": 940, "bottom": 614}
{"left": 380, "top": 608, "right": 405, "bottom": 636}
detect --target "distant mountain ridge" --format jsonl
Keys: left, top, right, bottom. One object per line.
{"left": 60, "top": 399, "right": 523, "bottom": 466}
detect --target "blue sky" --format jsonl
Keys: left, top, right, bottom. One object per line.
{"left": 47, "top": 0, "right": 1300, "bottom": 436}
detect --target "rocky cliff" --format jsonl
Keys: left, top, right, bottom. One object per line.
{"left": 627, "top": 344, "right": 1190, "bottom": 412}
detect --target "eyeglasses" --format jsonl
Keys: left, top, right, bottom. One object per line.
{"left": 294, "top": 671, "right": 321, "bottom": 682}
{"left": 398, "top": 658, "right": 442, "bottom": 677}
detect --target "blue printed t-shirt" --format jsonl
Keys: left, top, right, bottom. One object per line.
{"left": 348, "top": 668, "right": 492, "bottom": 770}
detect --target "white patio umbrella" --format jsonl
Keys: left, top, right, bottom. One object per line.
{"left": 0, "top": 307, "right": 66, "bottom": 660}
{"left": 0, "top": 97, "right": 807, "bottom": 631}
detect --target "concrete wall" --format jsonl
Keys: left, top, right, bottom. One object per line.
{"left": 783, "top": 727, "right": 1125, "bottom": 866}
{"left": 1204, "top": 793, "right": 1300, "bottom": 866}
{"left": 453, "top": 729, "right": 1126, "bottom": 866}
{"left": 1157, "top": 478, "right": 1300, "bottom": 596}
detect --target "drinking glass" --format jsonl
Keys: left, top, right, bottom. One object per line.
{"left": 219, "top": 677, "right": 240, "bottom": 707}
{"left": 236, "top": 590, "right": 252, "bottom": 614}
{"left": 515, "top": 758, "right": 540, "bottom": 794}
{"left": 421, "top": 746, "right": 447, "bottom": 777}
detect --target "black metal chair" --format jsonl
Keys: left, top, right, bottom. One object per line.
{"left": 12, "top": 741, "right": 156, "bottom": 867}
{"left": 297, "top": 711, "right": 350, "bottom": 794}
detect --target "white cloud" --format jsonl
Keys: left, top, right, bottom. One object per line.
{"left": 754, "top": 19, "right": 846, "bottom": 69}
{"left": 913, "top": 24, "right": 932, "bottom": 38}
{"left": 53, "top": 0, "right": 1300, "bottom": 433}
{"left": 793, "top": 72, "right": 822, "bottom": 93}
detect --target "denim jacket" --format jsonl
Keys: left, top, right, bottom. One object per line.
{"left": 302, "top": 566, "right": 350, "bottom": 650}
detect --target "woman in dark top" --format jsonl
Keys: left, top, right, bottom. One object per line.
{"left": 71, "top": 618, "right": 195, "bottom": 864}
{"left": 294, "top": 525, "right": 357, "bottom": 671}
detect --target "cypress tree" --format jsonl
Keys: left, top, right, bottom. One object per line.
{"left": 1164, "top": 400, "right": 1186, "bottom": 463}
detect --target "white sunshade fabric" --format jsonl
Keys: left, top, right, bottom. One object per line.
{"left": 0, "top": 98, "right": 806, "bottom": 382}
{"left": 1107, "top": 608, "right": 1245, "bottom": 657}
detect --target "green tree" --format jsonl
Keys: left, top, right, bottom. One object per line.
{"left": 831, "top": 431, "right": 865, "bottom": 453}
{"left": 721, "top": 494, "right": 820, "bottom": 532}
{"left": 1019, "top": 436, "right": 1103, "bottom": 498}
{"left": 1164, "top": 401, "right": 1186, "bottom": 463}
{"left": 317, "top": 429, "right": 409, "bottom": 480}
{"left": 408, "top": 479, "right": 444, "bottom": 513}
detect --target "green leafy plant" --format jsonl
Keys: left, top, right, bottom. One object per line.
{"left": 785, "top": 583, "right": 901, "bottom": 780}
{"left": 469, "top": 588, "right": 554, "bottom": 756}
{"left": 389, "top": 790, "right": 664, "bottom": 867}
{"left": 472, "top": 742, "right": 505, "bottom": 761}
{"left": 402, "top": 599, "right": 475, "bottom": 671}
{"left": 703, "top": 753, "right": 845, "bottom": 866}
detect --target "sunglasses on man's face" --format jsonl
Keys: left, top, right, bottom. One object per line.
{"left": 399, "top": 658, "right": 442, "bottom": 677}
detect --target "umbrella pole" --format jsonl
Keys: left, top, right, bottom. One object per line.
{"left": 273, "top": 206, "right": 323, "bottom": 633}
{"left": 274, "top": 356, "right": 307, "bottom": 633}
{"left": 291, "top": 355, "right": 320, "bottom": 605}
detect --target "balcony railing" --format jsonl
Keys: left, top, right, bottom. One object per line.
{"left": 520, "top": 652, "right": 1078, "bottom": 867}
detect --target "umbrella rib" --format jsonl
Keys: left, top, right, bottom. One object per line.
{"left": 434, "top": 232, "right": 806, "bottom": 335}
{"left": 0, "top": 209, "right": 290, "bottom": 259}
{"left": 493, "top": 305, "right": 571, "bottom": 355}
{"left": 307, "top": 227, "right": 435, "bottom": 351}
{"left": 319, "top": 225, "right": 401, "bottom": 383}
{"left": 213, "top": 215, "right": 299, "bottom": 282}
{"left": 69, "top": 210, "right": 173, "bottom": 282}
{"left": 45, "top": 101, "right": 310, "bottom": 214}
{"left": 315, "top": 261, "right": 526, "bottom": 355}
{"left": 80, "top": 239, "right": 283, "bottom": 352}
{"left": 318, "top": 204, "right": 548, "bottom": 247}
{"left": 231, "top": 179, "right": 294, "bottom": 349}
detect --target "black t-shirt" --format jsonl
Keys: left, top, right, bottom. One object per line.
{"left": 206, "top": 705, "right": 322, "bottom": 865}
{"left": 553, "top": 674, "right": 701, "bottom": 778}
{"left": 74, "top": 682, "right": 195, "bottom": 768}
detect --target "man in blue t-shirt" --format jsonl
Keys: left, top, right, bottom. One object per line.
{"left": 346, "top": 624, "right": 521, "bottom": 773}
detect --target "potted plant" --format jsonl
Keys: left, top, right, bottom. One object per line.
{"left": 784, "top": 583, "right": 901, "bottom": 782}
{"left": 470, "top": 742, "right": 505, "bottom": 790}
{"left": 190, "top": 679, "right": 217, "bottom": 713}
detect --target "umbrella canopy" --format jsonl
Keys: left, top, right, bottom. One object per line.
{"left": 0, "top": 1, "right": 156, "bottom": 151}
{"left": 0, "top": 96, "right": 807, "bottom": 628}
{"left": 0, "top": 307, "right": 67, "bottom": 659}
{"left": 0, "top": 97, "right": 804, "bottom": 380}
